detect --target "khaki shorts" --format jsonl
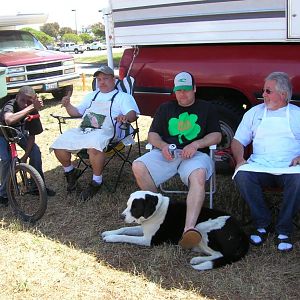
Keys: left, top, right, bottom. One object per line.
{"left": 134, "top": 149, "right": 213, "bottom": 187}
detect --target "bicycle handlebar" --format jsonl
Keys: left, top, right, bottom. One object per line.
{"left": 0, "top": 114, "right": 39, "bottom": 143}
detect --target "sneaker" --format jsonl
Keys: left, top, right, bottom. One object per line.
{"left": 80, "top": 180, "right": 102, "bottom": 201}
{"left": 0, "top": 196, "right": 8, "bottom": 206}
{"left": 65, "top": 168, "right": 81, "bottom": 192}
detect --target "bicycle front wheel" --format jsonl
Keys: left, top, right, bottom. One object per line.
{"left": 7, "top": 163, "right": 48, "bottom": 223}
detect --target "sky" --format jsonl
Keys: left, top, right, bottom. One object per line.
{"left": 1, "top": 0, "right": 108, "bottom": 30}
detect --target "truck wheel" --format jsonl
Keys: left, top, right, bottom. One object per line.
{"left": 211, "top": 101, "right": 244, "bottom": 173}
{"left": 51, "top": 85, "right": 73, "bottom": 101}
{"left": 74, "top": 49, "right": 79, "bottom": 54}
{"left": 98, "top": 47, "right": 102, "bottom": 50}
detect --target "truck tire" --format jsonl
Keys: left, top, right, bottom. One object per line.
{"left": 74, "top": 49, "right": 79, "bottom": 54}
{"left": 211, "top": 100, "right": 244, "bottom": 173}
{"left": 97, "top": 47, "right": 102, "bottom": 50}
{"left": 52, "top": 85, "right": 73, "bottom": 101}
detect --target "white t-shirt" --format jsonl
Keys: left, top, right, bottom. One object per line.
{"left": 76, "top": 89, "right": 140, "bottom": 118}
{"left": 234, "top": 103, "right": 300, "bottom": 147}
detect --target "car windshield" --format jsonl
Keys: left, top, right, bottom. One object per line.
{"left": 0, "top": 30, "right": 46, "bottom": 52}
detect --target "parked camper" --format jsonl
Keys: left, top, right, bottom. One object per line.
{"left": 103, "top": 0, "right": 300, "bottom": 170}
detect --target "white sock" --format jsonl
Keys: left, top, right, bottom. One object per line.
{"left": 250, "top": 228, "right": 266, "bottom": 243}
{"left": 277, "top": 234, "right": 292, "bottom": 251}
{"left": 92, "top": 175, "right": 102, "bottom": 185}
{"left": 64, "top": 165, "right": 74, "bottom": 173}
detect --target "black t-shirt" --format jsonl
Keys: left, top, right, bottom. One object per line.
{"left": 149, "top": 99, "right": 221, "bottom": 153}
{"left": 0, "top": 98, "right": 43, "bottom": 137}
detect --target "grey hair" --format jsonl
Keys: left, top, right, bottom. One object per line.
{"left": 265, "top": 72, "right": 292, "bottom": 102}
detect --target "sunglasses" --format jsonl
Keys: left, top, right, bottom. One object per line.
{"left": 262, "top": 88, "right": 273, "bottom": 95}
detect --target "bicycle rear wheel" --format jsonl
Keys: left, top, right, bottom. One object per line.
{"left": 7, "top": 163, "right": 48, "bottom": 223}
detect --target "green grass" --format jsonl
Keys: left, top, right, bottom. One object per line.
{"left": 75, "top": 52, "right": 123, "bottom": 66}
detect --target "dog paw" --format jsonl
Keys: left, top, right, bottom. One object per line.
{"left": 191, "top": 261, "right": 213, "bottom": 271}
{"left": 101, "top": 230, "right": 115, "bottom": 237}
{"left": 190, "top": 256, "right": 207, "bottom": 265}
{"left": 102, "top": 235, "right": 118, "bottom": 243}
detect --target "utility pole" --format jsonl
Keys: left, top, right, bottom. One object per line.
{"left": 71, "top": 9, "right": 78, "bottom": 34}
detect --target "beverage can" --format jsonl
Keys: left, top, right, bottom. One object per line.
{"left": 168, "top": 144, "right": 177, "bottom": 158}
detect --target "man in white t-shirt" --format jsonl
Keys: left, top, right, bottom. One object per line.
{"left": 231, "top": 72, "right": 300, "bottom": 252}
{"left": 50, "top": 66, "right": 139, "bottom": 201}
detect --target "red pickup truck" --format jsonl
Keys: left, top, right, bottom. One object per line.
{"left": 119, "top": 44, "right": 300, "bottom": 154}
{"left": 0, "top": 30, "right": 79, "bottom": 105}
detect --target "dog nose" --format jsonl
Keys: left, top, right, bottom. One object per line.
{"left": 120, "top": 213, "right": 125, "bottom": 220}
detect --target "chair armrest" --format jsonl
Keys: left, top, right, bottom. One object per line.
{"left": 50, "top": 113, "right": 81, "bottom": 134}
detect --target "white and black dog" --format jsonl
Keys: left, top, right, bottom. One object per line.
{"left": 102, "top": 191, "right": 249, "bottom": 271}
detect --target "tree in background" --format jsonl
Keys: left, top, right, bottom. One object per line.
{"left": 22, "top": 27, "right": 54, "bottom": 46}
{"left": 61, "top": 33, "right": 82, "bottom": 43}
{"left": 59, "top": 27, "right": 74, "bottom": 36}
{"left": 90, "top": 22, "right": 105, "bottom": 40}
{"left": 79, "top": 33, "right": 94, "bottom": 44}
{"left": 40, "top": 22, "right": 60, "bottom": 38}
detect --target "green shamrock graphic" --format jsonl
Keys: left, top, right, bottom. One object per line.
{"left": 168, "top": 112, "right": 201, "bottom": 144}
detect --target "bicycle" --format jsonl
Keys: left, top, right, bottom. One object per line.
{"left": 0, "top": 115, "right": 47, "bottom": 222}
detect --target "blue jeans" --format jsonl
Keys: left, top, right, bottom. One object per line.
{"left": 0, "top": 134, "right": 44, "bottom": 198}
{"left": 234, "top": 171, "right": 300, "bottom": 235}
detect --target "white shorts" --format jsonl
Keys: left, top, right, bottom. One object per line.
{"left": 134, "top": 149, "right": 213, "bottom": 187}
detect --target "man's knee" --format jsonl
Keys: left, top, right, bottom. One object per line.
{"left": 188, "top": 169, "right": 206, "bottom": 186}
{"left": 286, "top": 174, "right": 300, "bottom": 189}
{"left": 132, "top": 161, "right": 147, "bottom": 177}
{"left": 87, "top": 148, "right": 103, "bottom": 157}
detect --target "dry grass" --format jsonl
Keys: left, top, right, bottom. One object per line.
{"left": 0, "top": 78, "right": 299, "bottom": 300}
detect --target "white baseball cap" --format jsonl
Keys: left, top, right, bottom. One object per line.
{"left": 173, "top": 72, "right": 193, "bottom": 92}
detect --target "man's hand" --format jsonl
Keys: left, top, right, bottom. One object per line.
{"left": 32, "top": 94, "right": 43, "bottom": 111}
{"left": 115, "top": 114, "right": 128, "bottom": 123}
{"left": 61, "top": 91, "right": 72, "bottom": 108}
{"left": 181, "top": 142, "right": 198, "bottom": 159}
{"left": 162, "top": 144, "right": 173, "bottom": 161}
{"left": 289, "top": 156, "right": 300, "bottom": 167}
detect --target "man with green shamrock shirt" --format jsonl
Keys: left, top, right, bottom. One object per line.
{"left": 132, "top": 71, "right": 222, "bottom": 249}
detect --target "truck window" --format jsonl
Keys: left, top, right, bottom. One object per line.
{"left": 0, "top": 31, "right": 45, "bottom": 51}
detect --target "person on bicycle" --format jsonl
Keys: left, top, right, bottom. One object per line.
{"left": 0, "top": 86, "right": 55, "bottom": 206}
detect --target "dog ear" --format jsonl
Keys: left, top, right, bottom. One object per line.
{"left": 144, "top": 194, "right": 159, "bottom": 218}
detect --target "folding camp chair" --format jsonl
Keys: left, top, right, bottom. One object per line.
{"left": 51, "top": 75, "right": 141, "bottom": 192}
{"left": 146, "top": 144, "right": 217, "bottom": 209}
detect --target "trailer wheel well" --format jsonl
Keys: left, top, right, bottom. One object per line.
{"left": 195, "top": 87, "right": 250, "bottom": 173}
{"left": 196, "top": 87, "right": 250, "bottom": 111}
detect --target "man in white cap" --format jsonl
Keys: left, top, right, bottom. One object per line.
{"left": 132, "top": 71, "right": 221, "bottom": 249}
{"left": 0, "top": 86, "right": 55, "bottom": 206}
{"left": 51, "top": 65, "right": 139, "bottom": 201}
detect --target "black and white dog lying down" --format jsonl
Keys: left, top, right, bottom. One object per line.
{"left": 102, "top": 191, "right": 249, "bottom": 271}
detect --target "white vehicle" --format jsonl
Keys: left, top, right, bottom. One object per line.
{"left": 59, "top": 42, "right": 87, "bottom": 54}
{"left": 86, "top": 41, "right": 107, "bottom": 51}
